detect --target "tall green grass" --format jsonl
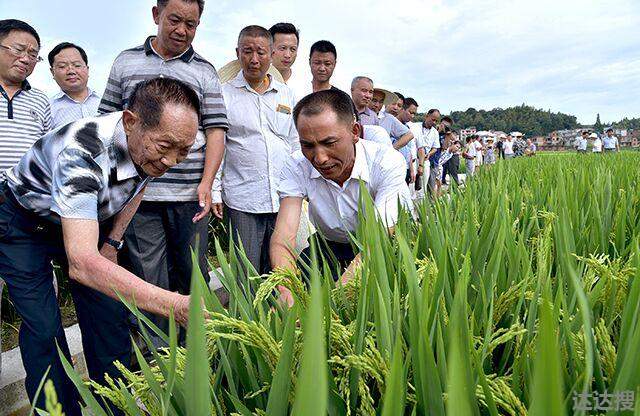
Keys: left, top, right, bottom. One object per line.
{"left": 48, "top": 153, "right": 640, "bottom": 415}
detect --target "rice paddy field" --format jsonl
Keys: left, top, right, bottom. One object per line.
{"left": 48, "top": 152, "right": 640, "bottom": 415}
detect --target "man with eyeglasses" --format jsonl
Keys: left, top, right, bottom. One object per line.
{"left": 48, "top": 42, "right": 100, "bottom": 129}
{"left": 0, "top": 19, "right": 51, "bottom": 175}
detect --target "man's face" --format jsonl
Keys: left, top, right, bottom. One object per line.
{"left": 152, "top": 0, "right": 200, "bottom": 57}
{"left": 427, "top": 111, "right": 441, "bottom": 128}
{"left": 271, "top": 33, "right": 298, "bottom": 73}
{"left": 607, "top": 130, "right": 613, "bottom": 137}
{"left": 0, "top": 30, "right": 40, "bottom": 84}
{"left": 309, "top": 51, "right": 336, "bottom": 84}
{"left": 369, "top": 90, "right": 385, "bottom": 114}
{"left": 237, "top": 35, "right": 272, "bottom": 84}
{"left": 50, "top": 47, "right": 88, "bottom": 95}
{"left": 124, "top": 103, "right": 198, "bottom": 177}
{"left": 297, "top": 109, "right": 359, "bottom": 185}
{"left": 350, "top": 79, "right": 373, "bottom": 109}
{"left": 399, "top": 104, "right": 417, "bottom": 123}
{"left": 385, "top": 100, "right": 398, "bottom": 116}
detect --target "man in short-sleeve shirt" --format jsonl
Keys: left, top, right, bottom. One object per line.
{"left": 98, "top": 0, "right": 227, "bottom": 345}
{"left": 213, "top": 25, "right": 298, "bottom": 275}
{"left": 48, "top": 42, "right": 101, "bottom": 129}
{"left": 603, "top": 128, "right": 620, "bottom": 152}
{"left": 0, "top": 78, "right": 199, "bottom": 415}
{"left": 0, "top": 20, "right": 51, "bottom": 175}
{"left": 271, "top": 90, "right": 412, "bottom": 305}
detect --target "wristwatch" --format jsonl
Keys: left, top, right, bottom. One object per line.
{"left": 103, "top": 237, "right": 124, "bottom": 251}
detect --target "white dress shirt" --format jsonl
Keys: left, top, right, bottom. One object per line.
{"left": 216, "top": 72, "right": 298, "bottom": 213}
{"left": 592, "top": 138, "right": 603, "bottom": 152}
{"left": 50, "top": 88, "right": 101, "bottom": 129}
{"left": 278, "top": 140, "right": 412, "bottom": 243}
{"left": 362, "top": 125, "right": 393, "bottom": 147}
{"left": 603, "top": 135, "right": 618, "bottom": 149}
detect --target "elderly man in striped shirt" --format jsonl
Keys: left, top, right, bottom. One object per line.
{"left": 99, "top": 0, "right": 228, "bottom": 346}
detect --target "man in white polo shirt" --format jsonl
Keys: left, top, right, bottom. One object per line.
{"left": 603, "top": 128, "right": 620, "bottom": 152}
{"left": 213, "top": 25, "right": 298, "bottom": 275}
{"left": 270, "top": 89, "right": 412, "bottom": 304}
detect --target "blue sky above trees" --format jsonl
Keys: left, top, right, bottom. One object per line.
{"left": 5, "top": 0, "right": 639, "bottom": 124}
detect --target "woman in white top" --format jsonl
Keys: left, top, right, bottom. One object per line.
{"left": 503, "top": 137, "right": 515, "bottom": 159}
{"left": 474, "top": 137, "right": 484, "bottom": 168}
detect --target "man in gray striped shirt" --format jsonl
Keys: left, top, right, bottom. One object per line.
{"left": 99, "top": 0, "right": 227, "bottom": 345}
{"left": 0, "top": 19, "right": 51, "bottom": 175}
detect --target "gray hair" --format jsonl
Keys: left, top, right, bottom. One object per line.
{"left": 351, "top": 76, "right": 373, "bottom": 90}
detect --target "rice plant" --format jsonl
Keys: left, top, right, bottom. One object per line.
{"left": 47, "top": 152, "right": 640, "bottom": 415}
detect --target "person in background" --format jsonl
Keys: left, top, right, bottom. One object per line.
{"left": 309, "top": 40, "right": 339, "bottom": 93}
{"left": 440, "top": 116, "right": 459, "bottom": 185}
{"left": 591, "top": 132, "right": 602, "bottom": 153}
{"left": 350, "top": 76, "right": 378, "bottom": 126}
{"left": 99, "top": 0, "right": 228, "bottom": 347}
{"left": 270, "top": 89, "right": 412, "bottom": 305}
{"left": 214, "top": 25, "right": 298, "bottom": 275}
{"left": 503, "top": 134, "right": 515, "bottom": 159}
{"left": 524, "top": 138, "right": 537, "bottom": 156}
{"left": 463, "top": 135, "right": 477, "bottom": 176}
{"left": 370, "top": 88, "right": 413, "bottom": 152}
{"left": 0, "top": 19, "right": 51, "bottom": 175}
{"left": 576, "top": 130, "right": 588, "bottom": 153}
{"left": 603, "top": 128, "right": 620, "bottom": 152}
{"left": 48, "top": 42, "right": 100, "bottom": 129}
{"left": 269, "top": 22, "right": 299, "bottom": 85}
{"left": 397, "top": 97, "right": 419, "bottom": 184}
{"left": 420, "top": 109, "right": 441, "bottom": 194}
{"left": 0, "top": 77, "right": 199, "bottom": 415}
{"left": 474, "top": 135, "right": 484, "bottom": 169}
{"left": 484, "top": 137, "right": 496, "bottom": 165}
{"left": 388, "top": 91, "right": 403, "bottom": 117}
{"left": 496, "top": 134, "right": 505, "bottom": 158}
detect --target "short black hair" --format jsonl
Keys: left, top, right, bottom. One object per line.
{"left": 403, "top": 97, "right": 418, "bottom": 109}
{"left": 238, "top": 25, "right": 273, "bottom": 46}
{"left": 309, "top": 40, "right": 336, "bottom": 59}
{"left": 293, "top": 89, "right": 355, "bottom": 127}
{"left": 269, "top": 23, "right": 299, "bottom": 44}
{"left": 48, "top": 42, "right": 88, "bottom": 67}
{"left": 0, "top": 19, "right": 40, "bottom": 48}
{"left": 394, "top": 92, "right": 405, "bottom": 102}
{"left": 427, "top": 108, "right": 440, "bottom": 115}
{"left": 157, "top": 0, "right": 205, "bottom": 16}
{"left": 128, "top": 77, "right": 201, "bottom": 130}
{"left": 606, "top": 128, "right": 614, "bottom": 133}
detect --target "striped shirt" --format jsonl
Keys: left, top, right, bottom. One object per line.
{"left": 98, "top": 36, "right": 228, "bottom": 202}
{"left": 50, "top": 88, "right": 101, "bottom": 129}
{"left": 5, "top": 112, "right": 149, "bottom": 223}
{"left": 0, "top": 80, "right": 52, "bottom": 175}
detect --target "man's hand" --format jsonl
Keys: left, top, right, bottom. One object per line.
{"left": 212, "top": 202, "right": 224, "bottom": 219}
{"left": 193, "top": 181, "right": 212, "bottom": 223}
{"left": 99, "top": 244, "right": 118, "bottom": 265}
{"left": 277, "top": 285, "right": 295, "bottom": 308}
{"left": 410, "top": 165, "right": 416, "bottom": 183}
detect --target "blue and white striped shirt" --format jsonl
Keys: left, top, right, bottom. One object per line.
{"left": 50, "top": 88, "right": 101, "bottom": 129}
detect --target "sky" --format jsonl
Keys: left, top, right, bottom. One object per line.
{"left": 3, "top": 0, "right": 640, "bottom": 125}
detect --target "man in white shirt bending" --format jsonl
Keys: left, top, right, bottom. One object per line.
{"left": 270, "top": 89, "right": 412, "bottom": 304}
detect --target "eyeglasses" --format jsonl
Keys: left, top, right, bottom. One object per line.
{"left": 0, "top": 44, "right": 43, "bottom": 63}
{"left": 53, "top": 62, "right": 87, "bottom": 71}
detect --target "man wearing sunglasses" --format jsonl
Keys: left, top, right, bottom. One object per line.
{"left": 48, "top": 42, "right": 101, "bottom": 129}
{"left": 0, "top": 19, "right": 51, "bottom": 176}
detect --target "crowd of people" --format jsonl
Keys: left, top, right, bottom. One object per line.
{"left": 0, "top": 1, "right": 624, "bottom": 413}
{"left": 574, "top": 129, "right": 621, "bottom": 153}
